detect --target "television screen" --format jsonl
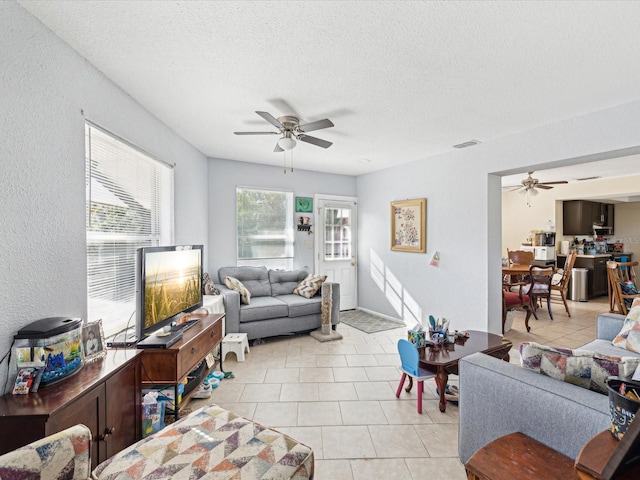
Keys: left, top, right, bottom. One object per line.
{"left": 135, "top": 245, "right": 203, "bottom": 340}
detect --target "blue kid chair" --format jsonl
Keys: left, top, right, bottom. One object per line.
{"left": 396, "top": 338, "right": 436, "bottom": 414}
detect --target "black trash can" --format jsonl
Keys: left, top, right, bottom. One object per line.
{"left": 607, "top": 376, "right": 640, "bottom": 440}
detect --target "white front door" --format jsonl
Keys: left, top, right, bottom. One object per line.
{"left": 315, "top": 195, "right": 357, "bottom": 310}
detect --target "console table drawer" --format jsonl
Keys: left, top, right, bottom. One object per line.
{"left": 179, "top": 318, "right": 222, "bottom": 376}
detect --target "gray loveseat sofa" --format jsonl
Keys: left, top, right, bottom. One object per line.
{"left": 458, "top": 312, "right": 639, "bottom": 464}
{"left": 217, "top": 266, "right": 340, "bottom": 341}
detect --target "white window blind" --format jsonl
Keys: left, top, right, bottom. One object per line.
{"left": 86, "top": 123, "right": 174, "bottom": 336}
{"left": 236, "top": 187, "right": 293, "bottom": 270}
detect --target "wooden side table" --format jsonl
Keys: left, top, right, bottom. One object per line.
{"left": 464, "top": 432, "right": 579, "bottom": 480}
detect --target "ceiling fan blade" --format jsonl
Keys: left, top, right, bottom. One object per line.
{"left": 274, "top": 142, "right": 284, "bottom": 153}
{"left": 539, "top": 180, "right": 568, "bottom": 185}
{"left": 298, "top": 118, "right": 334, "bottom": 133}
{"left": 234, "top": 131, "right": 278, "bottom": 135}
{"left": 298, "top": 134, "right": 332, "bottom": 149}
{"left": 537, "top": 184, "right": 553, "bottom": 190}
{"left": 256, "top": 111, "right": 283, "bottom": 129}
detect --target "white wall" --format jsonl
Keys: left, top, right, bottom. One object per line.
{"left": 0, "top": 3, "right": 209, "bottom": 393}
{"left": 357, "top": 102, "right": 640, "bottom": 334}
{"left": 207, "top": 158, "right": 357, "bottom": 279}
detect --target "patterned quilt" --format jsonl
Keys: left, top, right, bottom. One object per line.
{"left": 92, "top": 404, "right": 314, "bottom": 480}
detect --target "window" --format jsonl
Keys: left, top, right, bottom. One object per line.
{"left": 236, "top": 187, "right": 293, "bottom": 270}
{"left": 86, "top": 123, "right": 174, "bottom": 336}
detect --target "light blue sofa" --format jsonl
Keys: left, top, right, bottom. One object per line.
{"left": 458, "top": 312, "right": 638, "bottom": 464}
{"left": 217, "top": 266, "right": 340, "bottom": 341}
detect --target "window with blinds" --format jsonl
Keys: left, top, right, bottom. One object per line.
{"left": 236, "top": 187, "right": 294, "bottom": 270}
{"left": 86, "top": 123, "right": 174, "bottom": 336}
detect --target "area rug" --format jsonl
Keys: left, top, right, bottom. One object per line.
{"left": 340, "top": 310, "right": 405, "bottom": 334}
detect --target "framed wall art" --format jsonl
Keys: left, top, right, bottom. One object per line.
{"left": 391, "top": 198, "right": 426, "bottom": 253}
{"left": 295, "top": 197, "right": 313, "bottom": 213}
{"left": 82, "top": 319, "right": 107, "bottom": 362}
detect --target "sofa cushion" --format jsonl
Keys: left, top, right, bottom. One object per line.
{"left": 224, "top": 276, "right": 251, "bottom": 305}
{"left": 276, "top": 294, "right": 322, "bottom": 317}
{"left": 519, "top": 341, "right": 640, "bottom": 394}
{"left": 294, "top": 273, "right": 327, "bottom": 299}
{"left": 612, "top": 304, "right": 640, "bottom": 353}
{"left": 239, "top": 296, "right": 289, "bottom": 323}
{"left": 219, "top": 266, "right": 271, "bottom": 297}
{"left": 269, "top": 267, "right": 310, "bottom": 295}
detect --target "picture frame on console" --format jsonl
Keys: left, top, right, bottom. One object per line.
{"left": 390, "top": 198, "right": 427, "bottom": 253}
{"left": 82, "top": 319, "right": 106, "bottom": 362}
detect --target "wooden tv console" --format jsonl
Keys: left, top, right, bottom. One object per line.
{"left": 139, "top": 313, "right": 224, "bottom": 419}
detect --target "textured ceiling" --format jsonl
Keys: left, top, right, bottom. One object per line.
{"left": 17, "top": 0, "right": 640, "bottom": 176}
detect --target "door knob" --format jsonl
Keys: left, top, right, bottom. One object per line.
{"left": 351, "top": 262, "right": 356, "bottom": 266}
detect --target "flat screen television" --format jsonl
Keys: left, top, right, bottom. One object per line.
{"left": 135, "top": 245, "right": 203, "bottom": 345}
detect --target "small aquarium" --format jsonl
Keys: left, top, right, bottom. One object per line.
{"left": 15, "top": 317, "right": 83, "bottom": 387}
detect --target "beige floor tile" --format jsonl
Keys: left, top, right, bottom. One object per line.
{"left": 414, "top": 423, "right": 459, "bottom": 457}
{"left": 298, "top": 401, "right": 343, "bottom": 427}
{"left": 332, "top": 367, "right": 369, "bottom": 382}
{"left": 212, "top": 402, "right": 256, "bottom": 420}
{"left": 238, "top": 383, "right": 281, "bottom": 402}
{"left": 405, "top": 457, "right": 468, "bottom": 480}
{"left": 253, "top": 401, "right": 298, "bottom": 427}
{"left": 299, "top": 367, "right": 335, "bottom": 383}
{"left": 314, "top": 459, "right": 354, "bottom": 480}
{"left": 208, "top": 383, "right": 245, "bottom": 403}
{"left": 373, "top": 353, "right": 399, "bottom": 366}
{"left": 354, "top": 381, "right": 396, "bottom": 400}
{"left": 264, "top": 367, "right": 300, "bottom": 383}
{"left": 321, "top": 426, "right": 377, "bottom": 459}
{"left": 339, "top": 400, "right": 387, "bottom": 425}
{"left": 365, "top": 366, "right": 401, "bottom": 381}
{"left": 276, "top": 426, "right": 324, "bottom": 459}
{"left": 345, "top": 354, "right": 379, "bottom": 367}
{"left": 350, "top": 458, "right": 412, "bottom": 480}
{"left": 378, "top": 399, "right": 435, "bottom": 424}
{"left": 354, "top": 343, "right": 386, "bottom": 354}
{"left": 369, "top": 425, "right": 429, "bottom": 458}
{"left": 280, "top": 382, "right": 319, "bottom": 402}
{"left": 325, "top": 344, "right": 358, "bottom": 355}
{"left": 285, "top": 355, "right": 318, "bottom": 367}
{"left": 318, "top": 382, "right": 359, "bottom": 401}
{"left": 315, "top": 354, "right": 348, "bottom": 367}
{"left": 225, "top": 367, "right": 267, "bottom": 383}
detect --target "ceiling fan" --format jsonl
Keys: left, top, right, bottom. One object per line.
{"left": 234, "top": 111, "right": 334, "bottom": 152}
{"left": 509, "top": 171, "right": 568, "bottom": 206}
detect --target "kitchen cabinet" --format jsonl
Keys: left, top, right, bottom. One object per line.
{"left": 563, "top": 201, "right": 614, "bottom": 235}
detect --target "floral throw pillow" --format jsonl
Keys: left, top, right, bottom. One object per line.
{"left": 293, "top": 274, "right": 327, "bottom": 299}
{"left": 202, "top": 272, "right": 220, "bottom": 295}
{"left": 519, "top": 341, "right": 640, "bottom": 394}
{"left": 224, "top": 276, "right": 251, "bottom": 305}
{"left": 612, "top": 305, "right": 640, "bottom": 353}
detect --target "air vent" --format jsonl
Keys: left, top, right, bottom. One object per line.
{"left": 453, "top": 139, "right": 481, "bottom": 149}
{"left": 576, "top": 176, "right": 601, "bottom": 181}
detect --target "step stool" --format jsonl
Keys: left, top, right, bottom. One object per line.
{"left": 222, "top": 333, "right": 250, "bottom": 362}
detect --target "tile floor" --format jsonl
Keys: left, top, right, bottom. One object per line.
{"left": 189, "top": 295, "right": 610, "bottom": 480}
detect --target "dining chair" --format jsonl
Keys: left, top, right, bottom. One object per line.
{"left": 550, "top": 251, "right": 577, "bottom": 317}
{"left": 502, "top": 282, "right": 532, "bottom": 332}
{"left": 524, "top": 265, "right": 554, "bottom": 320}
{"left": 506, "top": 249, "right": 534, "bottom": 285}
{"left": 607, "top": 260, "right": 640, "bottom": 315}
{"left": 396, "top": 339, "right": 435, "bottom": 414}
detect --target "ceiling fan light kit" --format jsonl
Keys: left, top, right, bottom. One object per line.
{"left": 235, "top": 110, "right": 335, "bottom": 162}
{"left": 510, "top": 171, "right": 568, "bottom": 206}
